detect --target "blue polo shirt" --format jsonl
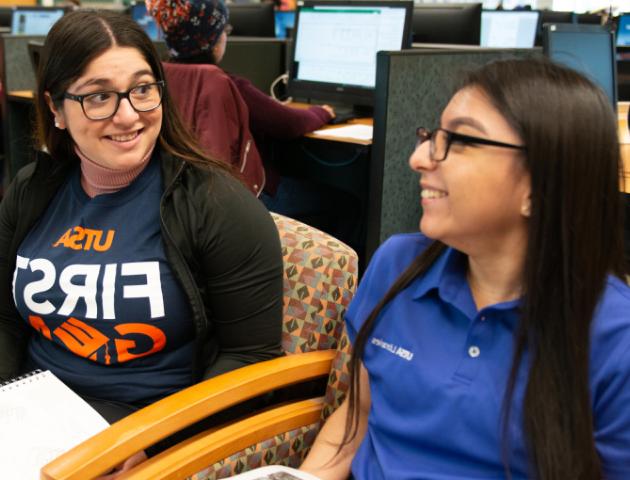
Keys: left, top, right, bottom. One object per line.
{"left": 347, "top": 233, "right": 630, "bottom": 480}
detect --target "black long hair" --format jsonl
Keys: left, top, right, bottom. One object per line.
{"left": 343, "top": 59, "right": 624, "bottom": 479}
{"left": 35, "top": 9, "right": 228, "bottom": 172}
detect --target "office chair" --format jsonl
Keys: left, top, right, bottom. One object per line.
{"left": 41, "top": 213, "right": 358, "bottom": 480}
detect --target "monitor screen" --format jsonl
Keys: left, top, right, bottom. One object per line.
{"left": 289, "top": 0, "right": 413, "bottom": 107}
{"left": 618, "top": 13, "right": 630, "bottom": 47}
{"left": 130, "top": 2, "right": 163, "bottom": 41}
{"left": 229, "top": 3, "right": 276, "bottom": 37}
{"left": 481, "top": 10, "right": 540, "bottom": 47}
{"left": 543, "top": 24, "right": 617, "bottom": 107}
{"left": 11, "top": 8, "right": 64, "bottom": 35}
{"left": 412, "top": 3, "right": 481, "bottom": 45}
{"left": 275, "top": 10, "right": 296, "bottom": 38}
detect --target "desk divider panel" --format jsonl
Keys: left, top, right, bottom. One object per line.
{"left": 1, "top": 34, "right": 45, "bottom": 184}
{"left": 1, "top": 34, "right": 44, "bottom": 91}
{"left": 367, "top": 48, "right": 540, "bottom": 261}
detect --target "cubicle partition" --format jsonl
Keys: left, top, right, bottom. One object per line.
{"left": 1, "top": 34, "right": 45, "bottom": 183}
{"left": 367, "top": 47, "right": 539, "bottom": 260}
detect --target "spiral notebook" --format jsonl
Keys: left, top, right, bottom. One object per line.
{"left": 0, "top": 370, "right": 109, "bottom": 480}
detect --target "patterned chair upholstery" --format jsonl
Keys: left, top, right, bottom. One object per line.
{"left": 191, "top": 213, "right": 357, "bottom": 479}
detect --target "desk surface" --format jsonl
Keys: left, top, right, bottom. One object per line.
{"left": 288, "top": 101, "right": 373, "bottom": 145}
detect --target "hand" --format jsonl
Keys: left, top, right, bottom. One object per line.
{"left": 94, "top": 450, "right": 147, "bottom": 479}
{"left": 322, "top": 104, "right": 336, "bottom": 118}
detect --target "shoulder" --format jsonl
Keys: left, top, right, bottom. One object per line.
{"left": 590, "top": 276, "right": 630, "bottom": 384}
{"left": 365, "top": 233, "right": 434, "bottom": 281}
{"left": 165, "top": 155, "right": 278, "bottom": 245}
{"left": 591, "top": 276, "right": 630, "bottom": 348}
{"left": 346, "top": 233, "right": 434, "bottom": 337}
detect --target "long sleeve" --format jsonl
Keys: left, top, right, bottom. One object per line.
{"left": 230, "top": 74, "right": 332, "bottom": 139}
{"left": 200, "top": 177, "right": 283, "bottom": 378}
{"left": 0, "top": 174, "right": 31, "bottom": 380}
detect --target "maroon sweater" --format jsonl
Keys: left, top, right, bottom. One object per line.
{"left": 229, "top": 74, "right": 332, "bottom": 193}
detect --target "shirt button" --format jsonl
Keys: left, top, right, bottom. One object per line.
{"left": 468, "top": 346, "right": 480, "bottom": 358}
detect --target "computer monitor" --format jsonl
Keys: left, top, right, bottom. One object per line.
{"left": 229, "top": 3, "right": 276, "bottom": 37}
{"left": 540, "top": 10, "right": 575, "bottom": 25}
{"left": 11, "top": 7, "right": 65, "bottom": 36}
{"left": 536, "top": 10, "right": 575, "bottom": 46}
{"left": 130, "top": 2, "right": 163, "bottom": 41}
{"left": 481, "top": 10, "right": 540, "bottom": 48}
{"left": 288, "top": 0, "right": 413, "bottom": 109}
{"left": 576, "top": 13, "right": 601, "bottom": 25}
{"left": 222, "top": 37, "right": 287, "bottom": 92}
{"left": 0, "top": 7, "right": 13, "bottom": 28}
{"left": 412, "top": 3, "right": 481, "bottom": 45}
{"left": 617, "top": 13, "right": 630, "bottom": 47}
{"left": 543, "top": 24, "right": 617, "bottom": 107}
{"left": 275, "top": 10, "right": 296, "bottom": 39}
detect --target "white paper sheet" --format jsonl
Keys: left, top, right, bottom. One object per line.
{"left": 226, "top": 465, "right": 322, "bottom": 480}
{"left": 311, "top": 124, "right": 373, "bottom": 141}
{"left": 0, "top": 370, "right": 109, "bottom": 479}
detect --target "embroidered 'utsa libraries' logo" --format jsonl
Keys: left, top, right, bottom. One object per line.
{"left": 53, "top": 226, "right": 115, "bottom": 251}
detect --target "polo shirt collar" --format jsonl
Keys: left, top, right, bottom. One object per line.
{"left": 412, "top": 245, "right": 521, "bottom": 318}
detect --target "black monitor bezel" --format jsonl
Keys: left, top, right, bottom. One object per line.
{"left": 288, "top": 0, "right": 413, "bottom": 107}
{"left": 542, "top": 23, "right": 618, "bottom": 107}
{"left": 411, "top": 3, "right": 482, "bottom": 46}
{"left": 11, "top": 6, "right": 66, "bottom": 35}
{"left": 481, "top": 9, "right": 541, "bottom": 48}
{"left": 229, "top": 3, "right": 276, "bottom": 37}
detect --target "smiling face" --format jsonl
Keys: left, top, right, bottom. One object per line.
{"left": 409, "top": 86, "right": 531, "bottom": 256}
{"left": 47, "top": 46, "right": 163, "bottom": 170}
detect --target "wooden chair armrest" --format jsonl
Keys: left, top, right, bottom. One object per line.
{"left": 41, "top": 350, "right": 335, "bottom": 480}
{"left": 119, "top": 397, "right": 325, "bottom": 480}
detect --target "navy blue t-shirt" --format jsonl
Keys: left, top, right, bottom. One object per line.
{"left": 13, "top": 156, "right": 194, "bottom": 405}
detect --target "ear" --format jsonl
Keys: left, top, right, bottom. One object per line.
{"left": 520, "top": 195, "right": 531, "bottom": 218}
{"left": 44, "top": 91, "right": 66, "bottom": 130}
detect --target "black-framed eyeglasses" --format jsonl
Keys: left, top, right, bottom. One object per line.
{"left": 60, "top": 81, "right": 165, "bottom": 120}
{"left": 416, "top": 127, "right": 527, "bottom": 162}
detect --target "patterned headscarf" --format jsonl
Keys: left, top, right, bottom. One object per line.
{"left": 146, "top": 0, "right": 229, "bottom": 59}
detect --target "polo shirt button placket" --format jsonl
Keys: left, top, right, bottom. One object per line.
{"left": 468, "top": 345, "right": 481, "bottom": 358}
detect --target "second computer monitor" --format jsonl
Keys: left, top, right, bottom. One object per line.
{"left": 543, "top": 23, "right": 617, "bottom": 108}
{"left": 618, "top": 13, "right": 630, "bottom": 47}
{"left": 229, "top": 3, "right": 276, "bottom": 37}
{"left": 11, "top": 7, "right": 65, "bottom": 35}
{"left": 412, "top": 3, "right": 481, "bottom": 45}
{"left": 481, "top": 10, "right": 540, "bottom": 48}
{"left": 130, "top": 2, "right": 163, "bottom": 41}
{"left": 288, "top": 0, "right": 413, "bottom": 107}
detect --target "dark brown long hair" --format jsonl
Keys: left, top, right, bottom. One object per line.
{"left": 344, "top": 59, "right": 624, "bottom": 479}
{"left": 35, "top": 9, "right": 228, "bottom": 172}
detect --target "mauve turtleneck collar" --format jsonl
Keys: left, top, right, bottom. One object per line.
{"left": 75, "top": 145, "right": 155, "bottom": 198}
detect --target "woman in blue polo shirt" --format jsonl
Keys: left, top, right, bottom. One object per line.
{"left": 300, "top": 59, "right": 630, "bottom": 479}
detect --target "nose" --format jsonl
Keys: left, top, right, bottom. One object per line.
{"left": 112, "top": 97, "right": 139, "bottom": 125}
{"left": 409, "top": 139, "right": 437, "bottom": 172}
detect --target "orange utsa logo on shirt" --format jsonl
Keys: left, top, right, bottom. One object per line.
{"left": 53, "top": 226, "right": 115, "bottom": 252}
